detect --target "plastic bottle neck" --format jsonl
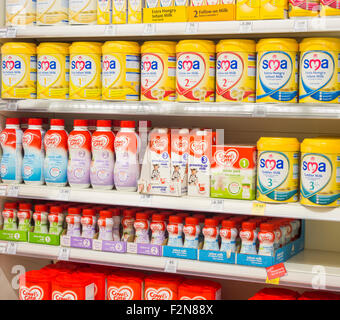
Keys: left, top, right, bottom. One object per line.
{"left": 6, "top": 124, "right": 20, "bottom": 129}
{"left": 120, "top": 128, "right": 135, "bottom": 133}
{"left": 50, "top": 125, "right": 65, "bottom": 130}
{"left": 28, "top": 125, "right": 43, "bottom": 130}
{"left": 73, "top": 126, "right": 88, "bottom": 131}
{"left": 96, "top": 127, "right": 112, "bottom": 132}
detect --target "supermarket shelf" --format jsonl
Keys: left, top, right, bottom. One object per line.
{"left": 1, "top": 99, "right": 340, "bottom": 119}
{"left": 3, "top": 184, "right": 340, "bottom": 222}
{"left": 1, "top": 18, "right": 340, "bottom": 39}
{"left": 1, "top": 242, "right": 340, "bottom": 291}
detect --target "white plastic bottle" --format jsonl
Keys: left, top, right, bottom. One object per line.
{"left": 167, "top": 215, "right": 183, "bottom": 247}
{"left": 65, "top": 207, "right": 82, "bottom": 237}
{"left": 202, "top": 218, "right": 219, "bottom": 251}
{"left": 183, "top": 217, "right": 200, "bottom": 249}
{"left": 44, "top": 119, "right": 68, "bottom": 186}
{"left": 2, "top": 202, "right": 18, "bottom": 230}
{"left": 22, "top": 118, "right": 45, "bottom": 185}
{"left": 17, "top": 202, "right": 33, "bottom": 231}
{"left": 33, "top": 204, "right": 49, "bottom": 234}
{"left": 0, "top": 118, "right": 23, "bottom": 184}
{"left": 121, "top": 209, "right": 135, "bottom": 241}
{"left": 90, "top": 120, "right": 115, "bottom": 190}
{"left": 220, "top": 219, "right": 238, "bottom": 253}
{"left": 68, "top": 119, "right": 92, "bottom": 188}
{"left": 258, "top": 222, "right": 276, "bottom": 257}
{"left": 240, "top": 222, "right": 258, "bottom": 254}
{"left": 81, "top": 208, "right": 97, "bottom": 238}
{"left": 98, "top": 210, "right": 114, "bottom": 241}
{"left": 114, "top": 120, "right": 140, "bottom": 192}
{"left": 48, "top": 205, "right": 64, "bottom": 235}
{"left": 134, "top": 212, "right": 150, "bottom": 244}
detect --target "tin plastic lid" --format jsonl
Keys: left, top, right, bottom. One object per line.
{"left": 1, "top": 42, "right": 37, "bottom": 54}
{"left": 37, "top": 42, "right": 70, "bottom": 55}
{"left": 301, "top": 138, "right": 340, "bottom": 153}
{"left": 217, "top": 39, "right": 256, "bottom": 53}
{"left": 141, "top": 41, "right": 177, "bottom": 54}
{"left": 257, "top": 137, "right": 300, "bottom": 152}
{"left": 70, "top": 42, "right": 102, "bottom": 54}
{"left": 300, "top": 37, "right": 340, "bottom": 52}
{"left": 74, "top": 119, "right": 88, "bottom": 127}
{"left": 256, "top": 38, "right": 299, "bottom": 52}
{"left": 176, "top": 40, "right": 215, "bottom": 53}
{"left": 102, "top": 41, "right": 140, "bottom": 54}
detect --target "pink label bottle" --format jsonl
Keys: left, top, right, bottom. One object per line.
{"left": 220, "top": 220, "right": 238, "bottom": 253}
{"left": 183, "top": 217, "right": 200, "bottom": 249}
{"left": 240, "top": 222, "right": 257, "bottom": 254}
{"left": 258, "top": 223, "right": 275, "bottom": 256}
{"left": 150, "top": 214, "right": 166, "bottom": 245}
{"left": 134, "top": 212, "right": 150, "bottom": 244}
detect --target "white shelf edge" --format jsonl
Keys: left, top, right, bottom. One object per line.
{"left": 1, "top": 242, "right": 340, "bottom": 291}
{"left": 3, "top": 184, "right": 340, "bottom": 222}
{"left": 1, "top": 18, "right": 340, "bottom": 39}
{"left": 2, "top": 99, "right": 340, "bottom": 119}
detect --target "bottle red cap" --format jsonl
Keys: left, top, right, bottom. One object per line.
{"left": 88, "top": 119, "right": 96, "bottom": 126}
{"left": 151, "top": 214, "right": 165, "bottom": 222}
{"left": 6, "top": 118, "right": 19, "bottom": 125}
{"left": 50, "top": 206, "right": 63, "bottom": 214}
{"left": 169, "top": 215, "right": 183, "bottom": 224}
{"left": 136, "top": 212, "right": 149, "bottom": 220}
{"left": 28, "top": 118, "right": 43, "bottom": 126}
{"left": 204, "top": 218, "right": 218, "bottom": 227}
{"left": 260, "top": 223, "right": 275, "bottom": 232}
{"left": 185, "top": 217, "right": 199, "bottom": 225}
{"left": 50, "top": 119, "right": 64, "bottom": 126}
{"left": 35, "top": 204, "right": 47, "bottom": 212}
{"left": 97, "top": 120, "right": 112, "bottom": 128}
{"left": 83, "top": 208, "right": 96, "bottom": 216}
{"left": 222, "top": 220, "right": 236, "bottom": 228}
{"left": 68, "top": 207, "right": 81, "bottom": 215}
{"left": 120, "top": 120, "right": 135, "bottom": 128}
{"left": 99, "top": 210, "right": 112, "bottom": 218}
{"left": 113, "top": 120, "right": 121, "bottom": 127}
{"left": 109, "top": 208, "right": 121, "bottom": 216}
{"left": 18, "top": 203, "right": 32, "bottom": 210}
{"left": 74, "top": 119, "right": 88, "bottom": 127}
{"left": 242, "top": 222, "right": 256, "bottom": 230}
{"left": 4, "top": 202, "right": 17, "bottom": 209}
{"left": 123, "top": 209, "right": 135, "bottom": 218}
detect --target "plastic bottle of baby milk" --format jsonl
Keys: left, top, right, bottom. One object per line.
{"left": 202, "top": 218, "right": 219, "bottom": 251}
{"left": 167, "top": 215, "right": 184, "bottom": 247}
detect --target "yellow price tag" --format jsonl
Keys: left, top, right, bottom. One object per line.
{"left": 266, "top": 276, "right": 280, "bottom": 285}
{"left": 252, "top": 202, "right": 266, "bottom": 215}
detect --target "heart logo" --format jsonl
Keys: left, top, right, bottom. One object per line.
{"left": 0, "top": 132, "right": 8, "bottom": 145}
{"left": 143, "top": 60, "right": 152, "bottom": 72}
{"left": 182, "top": 60, "right": 193, "bottom": 71}
{"left": 75, "top": 60, "right": 85, "bottom": 71}
{"left": 220, "top": 60, "right": 231, "bottom": 71}
{"left": 151, "top": 137, "right": 168, "bottom": 152}
{"left": 44, "top": 133, "right": 61, "bottom": 148}
{"left": 22, "top": 132, "right": 34, "bottom": 146}
{"left": 183, "top": 225, "right": 195, "bottom": 236}
{"left": 81, "top": 216, "right": 93, "bottom": 225}
{"left": 134, "top": 221, "right": 148, "bottom": 230}
{"left": 307, "top": 161, "right": 318, "bottom": 174}
{"left": 180, "top": 296, "right": 207, "bottom": 300}
{"left": 190, "top": 141, "right": 208, "bottom": 155}
{"left": 92, "top": 136, "right": 109, "bottom": 150}
{"left": 173, "top": 138, "right": 189, "bottom": 153}
{"left": 52, "top": 290, "right": 78, "bottom": 300}
{"left": 19, "top": 286, "right": 44, "bottom": 300}
{"left": 309, "top": 59, "right": 321, "bottom": 71}
{"left": 69, "top": 134, "right": 86, "bottom": 149}
{"left": 239, "top": 230, "right": 252, "bottom": 241}
{"left": 114, "top": 136, "right": 129, "bottom": 151}
{"left": 40, "top": 61, "right": 50, "bottom": 71}
{"left": 6, "top": 61, "right": 15, "bottom": 71}
{"left": 268, "top": 59, "right": 280, "bottom": 71}
{"left": 214, "top": 149, "right": 239, "bottom": 167}
{"left": 220, "top": 228, "right": 232, "bottom": 239}
{"left": 150, "top": 222, "right": 165, "bottom": 232}
{"left": 258, "top": 232, "right": 274, "bottom": 242}
{"left": 108, "top": 286, "right": 134, "bottom": 300}
{"left": 103, "top": 60, "right": 110, "bottom": 71}
{"left": 145, "top": 287, "right": 173, "bottom": 300}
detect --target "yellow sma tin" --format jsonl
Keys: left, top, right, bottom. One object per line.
{"left": 1, "top": 42, "right": 37, "bottom": 99}
{"left": 257, "top": 137, "right": 300, "bottom": 203}
{"left": 299, "top": 38, "right": 340, "bottom": 104}
{"left": 256, "top": 38, "right": 299, "bottom": 103}
{"left": 37, "top": 43, "right": 70, "bottom": 100}
{"left": 176, "top": 40, "right": 216, "bottom": 102}
{"left": 216, "top": 39, "right": 256, "bottom": 103}
{"left": 70, "top": 42, "right": 102, "bottom": 100}
{"left": 300, "top": 138, "right": 340, "bottom": 207}
{"left": 102, "top": 41, "right": 140, "bottom": 101}
{"left": 6, "top": 0, "right": 36, "bottom": 26}
{"left": 141, "top": 41, "right": 177, "bottom": 102}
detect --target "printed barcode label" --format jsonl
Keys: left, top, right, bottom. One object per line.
{"left": 7, "top": 185, "right": 19, "bottom": 197}
{"left": 294, "top": 20, "right": 307, "bottom": 32}
{"left": 210, "top": 199, "right": 224, "bottom": 211}
{"left": 58, "top": 247, "right": 70, "bottom": 261}
{"left": 6, "top": 27, "right": 16, "bottom": 38}
{"left": 6, "top": 242, "right": 17, "bottom": 255}
{"left": 186, "top": 22, "right": 199, "bottom": 34}
{"left": 165, "top": 259, "right": 177, "bottom": 273}
{"left": 58, "top": 188, "right": 71, "bottom": 201}
{"left": 239, "top": 21, "right": 253, "bottom": 33}
{"left": 104, "top": 25, "right": 117, "bottom": 35}
{"left": 140, "top": 194, "right": 152, "bottom": 205}
{"left": 144, "top": 23, "right": 156, "bottom": 34}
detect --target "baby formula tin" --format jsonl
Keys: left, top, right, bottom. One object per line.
{"left": 6, "top": 0, "right": 36, "bottom": 26}
{"left": 299, "top": 38, "right": 340, "bottom": 104}
{"left": 301, "top": 138, "right": 340, "bottom": 207}
{"left": 37, "top": 42, "right": 70, "bottom": 100}
{"left": 216, "top": 39, "right": 256, "bottom": 103}
{"left": 141, "top": 41, "right": 177, "bottom": 102}
{"left": 176, "top": 40, "right": 216, "bottom": 102}
{"left": 256, "top": 38, "right": 299, "bottom": 103}
{"left": 102, "top": 41, "right": 140, "bottom": 101}
{"left": 257, "top": 137, "right": 300, "bottom": 203}
{"left": 70, "top": 42, "right": 102, "bottom": 100}
{"left": 37, "top": 0, "right": 69, "bottom": 25}
{"left": 69, "top": 0, "right": 97, "bottom": 24}
{"left": 1, "top": 42, "right": 37, "bottom": 99}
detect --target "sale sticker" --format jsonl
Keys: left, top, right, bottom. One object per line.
{"left": 266, "top": 263, "right": 287, "bottom": 280}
